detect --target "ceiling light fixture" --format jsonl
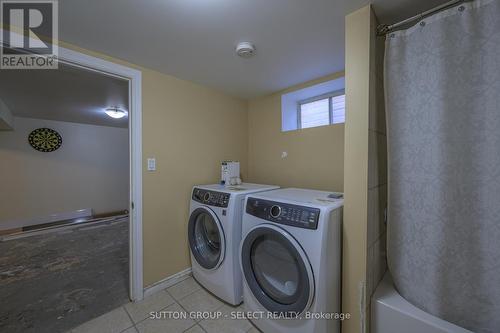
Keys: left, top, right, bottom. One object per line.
{"left": 105, "top": 107, "right": 128, "bottom": 119}
{"left": 236, "top": 42, "right": 256, "bottom": 58}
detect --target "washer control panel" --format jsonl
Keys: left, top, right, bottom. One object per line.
{"left": 246, "top": 197, "right": 320, "bottom": 230}
{"left": 192, "top": 188, "right": 230, "bottom": 208}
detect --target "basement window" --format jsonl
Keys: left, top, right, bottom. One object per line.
{"left": 281, "top": 77, "right": 345, "bottom": 132}
{"left": 298, "top": 91, "right": 345, "bottom": 129}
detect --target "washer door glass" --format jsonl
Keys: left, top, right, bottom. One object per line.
{"left": 188, "top": 207, "right": 224, "bottom": 270}
{"left": 241, "top": 225, "right": 314, "bottom": 316}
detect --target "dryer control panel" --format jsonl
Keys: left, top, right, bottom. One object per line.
{"left": 246, "top": 197, "right": 320, "bottom": 230}
{"left": 192, "top": 188, "right": 230, "bottom": 208}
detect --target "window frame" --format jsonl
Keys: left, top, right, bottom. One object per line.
{"left": 296, "top": 89, "right": 345, "bottom": 129}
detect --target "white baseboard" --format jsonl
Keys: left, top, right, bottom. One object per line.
{"left": 143, "top": 267, "right": 192, "bottom": 299}
{"left": 0, "top": 208, "right": 93, "bottom": 231}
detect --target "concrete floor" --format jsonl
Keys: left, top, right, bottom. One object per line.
{"left": 0, "top": 218, "right": 129, "bottom": 333}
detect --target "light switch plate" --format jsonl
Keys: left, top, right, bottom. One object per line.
{"left": 147, "top": 158, "right": 156, "bottom": 171}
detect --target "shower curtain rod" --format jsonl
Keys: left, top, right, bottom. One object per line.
{"left": 377, "top": 0, "right": 472, "bottom": 35}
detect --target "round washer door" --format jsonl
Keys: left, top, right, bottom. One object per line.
{"left": 188, "top": 207, "right": 225, "bottom": 270}
{"left": 240, "top": 224, "right": 315, "bottom": 316}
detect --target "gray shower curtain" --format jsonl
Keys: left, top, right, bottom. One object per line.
{"left": 385, "top": 1, "right": 500, "bottom": 332}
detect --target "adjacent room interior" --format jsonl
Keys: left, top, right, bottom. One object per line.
{"left": 0, "top": 63, "right": 131, "bottom": 333}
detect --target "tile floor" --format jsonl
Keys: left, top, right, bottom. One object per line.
{"left": 68, "top": 275, "right": 261, "bottom": 333}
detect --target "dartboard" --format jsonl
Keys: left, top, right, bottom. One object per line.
{"left": 28, "top": 128, "right": 62, "bottom": 152}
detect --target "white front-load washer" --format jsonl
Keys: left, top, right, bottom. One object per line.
{"left": 188, "top": 183, "right": 279, "bottom": 305}
{"left": 240, "top": 188, "right": 344, "bottom": 333}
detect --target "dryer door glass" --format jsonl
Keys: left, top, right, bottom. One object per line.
{"left": 252, "top": 237, "right": 299, "bottom": 302}
{"left": 241, "top": 225, "right": 314, "bottom": 316}
{"left": 188, "top": 207, "right": 224, "bottom": 270}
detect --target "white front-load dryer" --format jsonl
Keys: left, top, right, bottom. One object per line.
{"left": 240, "top": 188, "right": 344, "bottom": 333}
{"left": 188, "top": 183, "right": 279, "bottom": 305}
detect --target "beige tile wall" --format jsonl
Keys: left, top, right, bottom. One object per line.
{"left": 342, "top": 5, "right": 371, "bottom": 333}
{"left": 343, "top": 5, "right": 388, "bottom": 333}
{"left": 366, "top": 8, "right": 388, "bottom": 329}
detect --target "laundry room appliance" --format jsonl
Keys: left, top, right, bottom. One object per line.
{"left": 240, "top": 188, "right": 343, "bottom": 333}
{"left": 188, "top": 183, "right": 279, "bottom": 305}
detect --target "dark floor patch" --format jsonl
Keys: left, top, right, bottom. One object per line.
{"left": 0, "top": 218, "right": 129, "bottom": 333}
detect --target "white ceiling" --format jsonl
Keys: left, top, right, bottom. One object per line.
{"left": 59, "top": 0, "right": 448, "bottom": 99}
{"left": 0, "top": 63, "right": 129, "bottom": 128}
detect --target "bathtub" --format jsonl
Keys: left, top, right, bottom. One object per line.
{"left": 371, "top": 272, "right": 474, "bottom": 333}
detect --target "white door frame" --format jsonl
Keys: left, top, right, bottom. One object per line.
{"left": 1, "top": 29, "right": 144, "bottom": 301}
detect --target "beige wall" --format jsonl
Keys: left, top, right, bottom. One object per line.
{"left": 0, "top": 117, "right": 129, "bottom": 224}
{"left": 343, "top": 5, "right": 372, "bottom": 333}
{"left": 57, "top": 42, "right": 249, "bottom": 287}
{"left": 141, "top": 69, "right": 248, "bottom": 286}
{"left": 247, "top": 72, "right": 345, "bottom": 191}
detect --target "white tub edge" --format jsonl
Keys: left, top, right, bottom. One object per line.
{"left": 371, "top": 272, "right": 474, "bottom": 333}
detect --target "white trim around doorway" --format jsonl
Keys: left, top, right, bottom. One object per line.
{"left": 59, "top": 46, "right": 144, "bottom": 302}
{"left": 1, "top": 29, "right": 144, "bottom": 301}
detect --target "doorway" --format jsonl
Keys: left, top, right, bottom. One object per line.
{"left": 0, "top": 33, "right": 143, "bottom": 332}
